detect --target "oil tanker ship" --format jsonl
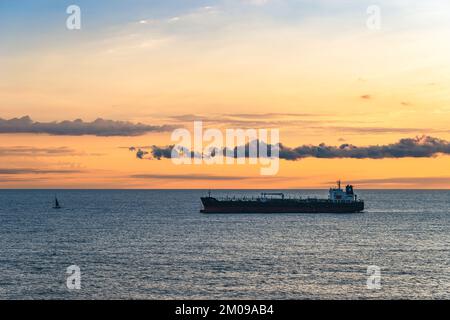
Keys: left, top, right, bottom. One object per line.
{"left": 200, "top": 181, "right": 364, "bottom": 214}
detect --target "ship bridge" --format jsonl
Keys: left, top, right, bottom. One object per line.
{"left": 329, "top": 181, "right": 358, "bottom": 202}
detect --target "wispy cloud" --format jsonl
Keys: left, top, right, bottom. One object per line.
{"left": 130, "top": 174, "right": 250, "bottom": 181}
{"left": 0, "top": 177, "right": 48, "bottom": 183}
{"left": 164, "top": 113, "right": 326, "bottom": 128}
{"left": 0, "top": 116, "right": 175, "bottom": 136}
{"left": 349, "top": 177, "right": 450, "bottom": 186}
{"left": 155, "top": 113, "right": 437, "bottom": 134}
{"left": 168, "top": 112, "right": 321, "bottom": 121}
{"left": 130, "top": 173, "right": 291, "bottom": 182}
{"left": 224, "top": 112, "right": 323, "bottom": 119}
{"left": 0, "top": 168, "right": 83, "bottom": 175}
{"left": 320, "top": 126, "right": 434, "bottom": 134}
{"left": 0, "top": 146, "right": 76, "bottom": 157}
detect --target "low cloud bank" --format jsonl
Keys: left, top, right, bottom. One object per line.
{"left": 131, "top": 136, "right": 450, "bottom": 160}
{"left": 279, "top": 136, "right": 450, "bottom": 160}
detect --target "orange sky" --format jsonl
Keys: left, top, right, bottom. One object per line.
{"left": 2, "top": 1, "right": 450, "bottom": 189}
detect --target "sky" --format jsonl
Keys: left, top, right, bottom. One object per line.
{"left": 1, "top": 0, "right": 450, "bottom": 189}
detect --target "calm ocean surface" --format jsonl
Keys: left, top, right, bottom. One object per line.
{"left": 0, "top": 189, "right": 449, "bottom": 299}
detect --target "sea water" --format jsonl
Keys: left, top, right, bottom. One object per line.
{"left": 0, "top": 189, "right": 448, "bottom": 299}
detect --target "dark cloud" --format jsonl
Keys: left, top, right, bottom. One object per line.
{"left": 131, "top": 136, "right": 450, "bottom": 161}
{"left": 136, "top": 149, "right": 149, "bottom": 159}
{"left": 151, "top": 145, "right": 175, "bottom": 160}
{"left": 132, "top": 145, "right": 202, "bottom": 160}
{"left": 279, "top": 136, "right": 450, "bottom": 160}
{"left": 0, "top": 116, "right": 175, "bottom": 136}
{"left": 360, "top": 95, "right": 372, "bottom": 100}
{"left": 132, "top": 141, "right": 273, "bottom": 160}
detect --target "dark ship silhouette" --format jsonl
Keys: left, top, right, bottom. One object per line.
{"left": 201, "top": 181, "right": 364, "bottom": 214}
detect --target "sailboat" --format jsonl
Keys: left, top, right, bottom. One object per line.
{"left": 53, "top": 196, "right": 61, "bottom": 209}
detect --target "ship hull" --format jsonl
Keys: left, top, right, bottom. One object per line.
{"left": 200, "top": 197, "right": 364, "bottom": 214}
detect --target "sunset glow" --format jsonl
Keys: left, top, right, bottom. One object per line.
{"left": 2, "top": 0, "right": 450, "bottom": 188}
